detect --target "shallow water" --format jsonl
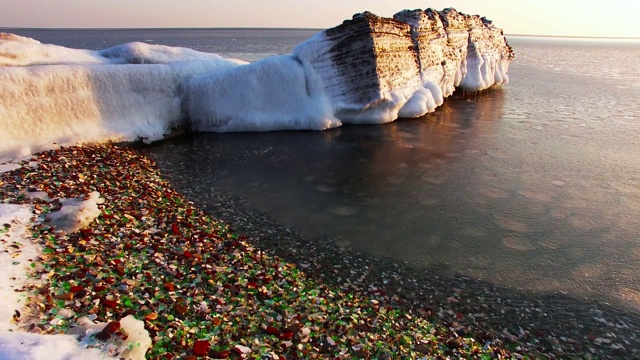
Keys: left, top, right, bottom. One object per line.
{"left": 146, "top": 36, "right": 640, "bottom": 311}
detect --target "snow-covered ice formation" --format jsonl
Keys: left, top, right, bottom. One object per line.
{"left": 0, "top": 8, "right": 513, "bottom": 161}
{"left": 0, "top": 34, "right": 244, "bottom": 162}
{"left": 189, "top": 8, "right": 513, "bottom": 127}
{"left": 0, "top": 33, "right": 238, "bottom": 67}
{"left": 394, "top": 8, "right": 512, "bottom": 96}
{"left": 184, "top": 55, "right": 340, "bottom": 132}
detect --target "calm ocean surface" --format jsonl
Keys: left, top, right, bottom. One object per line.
{"left": 10, "top": 28, "right": 640, "bottom": 311}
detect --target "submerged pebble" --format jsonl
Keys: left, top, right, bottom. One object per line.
{"left": 315, "top": 184, "right": 337, "bottom": 192}
{"left": 501, "top": 236, "right": 536, "bottom": 251}
{"left": 328, "top": 205, "right": 360, "bottom": 216}
{"left": 493, "top": 217, "right": 532, "bottom": 233}
{"left": 553, "top": 179, "right": 566, "bottom": 187}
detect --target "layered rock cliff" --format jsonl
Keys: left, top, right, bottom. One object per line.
{"left": 291, "top": 8, "right": 514, "bottom": 123}
{"left": 293, "top": 12, "right": 423, "bottom": 122}
{"left": 187, "top": 7, "right": 514, "bottom": 130}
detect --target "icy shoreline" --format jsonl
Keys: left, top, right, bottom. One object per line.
{"left": 1, "top": 7, "right": 512, "bottom": 162}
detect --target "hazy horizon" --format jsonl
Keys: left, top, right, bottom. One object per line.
{"left": 3, "top": 27, "right": 640, "bottom": 41}
{"left": 1, "top": 0, "right": 639, "bottom": 38}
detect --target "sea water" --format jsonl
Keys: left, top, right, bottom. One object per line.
{"left": 12, "top": 29, "right": 640, "bottom": 310}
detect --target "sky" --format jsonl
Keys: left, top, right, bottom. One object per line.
{"left": 0, "top": 0, "right": 639, "bottom": 38}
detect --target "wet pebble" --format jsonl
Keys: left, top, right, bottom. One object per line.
{"left": 502, "top": 236, "right": 536, "bottom": 251}
{"left": 315, "top": 184, "right": 336, "bottom": 192}
{"left": 553, "top": 179, "right": 566, "bottom": 187}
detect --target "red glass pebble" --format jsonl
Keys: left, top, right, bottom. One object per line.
{"left": 70, "top": 285, "right": 84, "bottom": 293}
{"left": 103, "top": 299, "right": 117, "bottom": 309}
{"left": 209, "top": 350, "right": 230, "bottom": 358}
{"left": 192, "top": 340, "right": 210, "bottom": 356}
{"left": 164, "top": 282, "right": 175, "bottom": 291}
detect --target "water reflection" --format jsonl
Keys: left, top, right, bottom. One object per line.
{"left": 145, "top": 59, "right": 640, "bottom": 310}
{"left": 300, "top": 90, "right": 507, "bottom": 263}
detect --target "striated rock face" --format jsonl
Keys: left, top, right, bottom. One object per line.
{"left": 290, "top": 8, "right": 514, "bottom": 124}
{"left": 187, "top": 7, "right": 513, "bottom": 131}
{"left": 395, "top": 9, "right": 450, "bottom": 92}
{"left": 294, "top": 12, "right": 422, "bottom": 123}
{"left": 434, "top": 8, "right": 514, "bottom": 91}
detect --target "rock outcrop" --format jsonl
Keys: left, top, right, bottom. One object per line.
{"left": 187, "top": 7, "right": 514, "bottom": 131}
{"left": 293, "top": 12, "right": 422, "bottom": 122}
{"left": 293, "top": 8, "right": 514, "bottom": 123}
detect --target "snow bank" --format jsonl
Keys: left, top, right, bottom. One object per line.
{"left": 98, "top": 42, "right": 246, "bottom": 65}
{"left": 0, "top": 33, "right": 244, "bottom": 161}
{"left": 47, "top": 192, "right": 104, "bottom": 234}
{"left": 118, "top": 315, "right": 152, "bottom": 360}
{"left": 0, "top": 33, "right": 104, "bottom": 67}
{"left": 0, "top": 204, "right": 37, "bottom": 332}
{"left": 0, "top": 164, "right": 22, "bottom": 173}
{"left": 0, "top": 192, "right": 151, "bottom": 360}
{"left": 185, "top": 55, "right": 340, "bottom": 132}
{"left": 0, "top": 332, "right": 105, "bottom": 360}
{"left": 0, "top": 315, "right": 151, "bottom": 360}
